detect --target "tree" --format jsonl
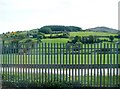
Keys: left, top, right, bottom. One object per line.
{"left": 109, "top": 36, "right": 114, "bottom": 42}
{"left": 71, "top": 36, "right": 81, "bottom": 44}
{"left": 17, "top": 33, "right": 26, "bottom": 39}
{"left": 80, "top": 35, "right": 100, "bottom": 44}
{"left": 38, "top": 25, "right": 82, "bottom": 34}
{"left": 38, "top": 27, "right": 52, "bottom": 34}
{"left": 67, "top": 26, "right": 82, "bottom": 32}
{"left": 88, "top": 35, "right": 94, "bottom": 43}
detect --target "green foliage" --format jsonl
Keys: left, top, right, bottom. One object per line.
{"left": 81, "top": 36, "right": 101, "bottom": 44}
{"left": 1, "top": 27, "right": 118, "bottom": 45}
{"left": 67, "top": 26, "right": 82, "bottom": 32}
{"left": 2, "top": 73, "right": 119, "bottom": 88}
{"left": 38, "top": 25, "right": 82, "bottom": 34}
{"left": 71, "top": 36, "right": 81, "bottom": 44}
{"left": 17, "top": 33, "right": 27, "bottom": 39}
{"left": 70, "top": 35, "right": 102, "bottom": 44}
{"left": 109, "top": 35, "right": 114, "bottom": 42}
{"left": 48, "top": 32, "right": 70, "bottom": 38}
{"left": 38, "top": 27, "right": 52, "bottom": 34}
{"left": 3, "top": 79, "right": 76, "bottom": 89}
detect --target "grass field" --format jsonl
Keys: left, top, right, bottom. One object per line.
{"left": 69, "top": 31, "right": 117, "bottom": 37}
{"left": 45, "top": 32, "right": 117, "bottom": 37}
{"left": 43, "top": 31, "right": 118, "bottom": 43}
{"left": 2, "top": 42, "right": 120, "bottom": 64}
{"left": 2, "top": 52, "right": 120, "bottom": 64}
{"left": 42, "top": 38, "right": 69, "bottom": 43}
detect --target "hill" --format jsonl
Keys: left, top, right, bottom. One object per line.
{"left": 86, "top": 27, "right": 118, "bottom": 33}
{"left": 38, "top": 25, "right": 82, "bottom": 34}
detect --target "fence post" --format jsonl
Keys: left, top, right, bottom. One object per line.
{"left": 94, "top": 43, "right": 97, "bottom": 87}
{"left": 0, "top": 38, "right": 2, "bottom": 88}
{"left": 100, "top": 42, "right": 102, "bottom": 87}
{"left": 60, "top": 43, "right": 62, "bottom": 82}
{"left": 54, "top": 43, "right": 56, "bottom": 82}
{"left": 50, "top": 43, "right": 53, "bottom": 82}
{"left": 116, "top": 43, "right": 120, "bottom": 88}
{"left": 118, "top": 43, "right": 120, "bottom": 88}
{"left": 110, "top": 43, "right": 112, "bottom": 87}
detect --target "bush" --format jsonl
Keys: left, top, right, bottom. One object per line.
{"left": 109, "top": 35, "right": 114, "bottom": 42}
{"left": 3, "top": 81, "right": 82, "bottom": 89}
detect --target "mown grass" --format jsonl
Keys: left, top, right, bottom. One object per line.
{"left": 69, "top": 32, "right": 117, "bottom": 37}
{"left": 42, "top": 38, "right": 69, "bottom": 43}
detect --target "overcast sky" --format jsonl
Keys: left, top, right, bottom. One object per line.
{"left": 0, "top": 0, "right": 119, "bottom": 33}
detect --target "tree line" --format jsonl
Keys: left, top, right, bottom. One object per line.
{"left": 38, "top": 25, "right": 82, "bottom": 34}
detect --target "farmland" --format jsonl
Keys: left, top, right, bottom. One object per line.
{"left": 1, "top": 26, "right": 120, "bottom": 88}
{"left": 43, "top": 31, "right": 118, "bottom": 43}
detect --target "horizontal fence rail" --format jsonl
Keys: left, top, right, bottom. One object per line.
{"left": 2, "top": 64, "right": 120, "bottom": 69}
{"left": 1, "top": 42, "right": 120, "bottom": 88}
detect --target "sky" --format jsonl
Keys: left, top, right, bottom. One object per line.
{"left": 0, "top": 0, "right": 119, "bottom": 33}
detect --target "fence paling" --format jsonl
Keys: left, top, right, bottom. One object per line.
{"left": 2, "top": 42, "right": 120, "bottom": 88}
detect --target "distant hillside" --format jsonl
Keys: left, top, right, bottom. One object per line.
{"left": 86, "top": 27, "right": 118, "bottom": 33}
